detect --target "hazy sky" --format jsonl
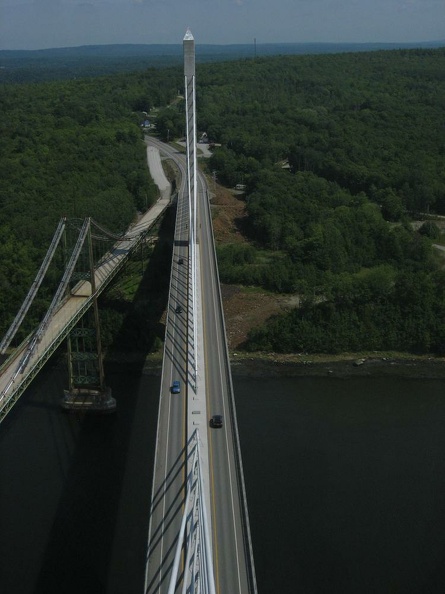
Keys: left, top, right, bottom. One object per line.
{"left": 0, "top": 0, "right": 443, "bottom": 50}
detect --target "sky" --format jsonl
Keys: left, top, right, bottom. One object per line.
{"left": 0, "top": 0, "right": 443, "bottom": 51}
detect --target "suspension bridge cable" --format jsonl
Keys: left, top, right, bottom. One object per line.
{"left": 16, "top": 217, "right": 90, "bottom": 376}
{"left": 0, "top": 217, "right": 66, "bottom": 355}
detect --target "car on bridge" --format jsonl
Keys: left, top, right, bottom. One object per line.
{"left": 171, "top": 380, "right": 181, "bottom": 394}
{"left": 210, "top": 414, "right": 223, "bottom": 428}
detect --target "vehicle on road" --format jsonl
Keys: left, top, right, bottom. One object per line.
{"left": 210, "top": 414, "right": 223, "bottom": 428}
{"left": 171, "top": 380, "right": 181, "bottom": 394}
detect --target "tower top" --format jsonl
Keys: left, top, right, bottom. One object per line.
{"left": 183, "top": 28, "right": 195, "bottom": 77}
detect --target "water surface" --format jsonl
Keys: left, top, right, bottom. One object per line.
{"left": 235, "top": 376, "right": 445, "bottom": 593}
{"left": 2, "top": 366, "right": 445, "bottom": 593}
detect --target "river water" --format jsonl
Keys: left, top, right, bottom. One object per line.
{"left": 1, "top": 362, "right": 445, "bottom": 593}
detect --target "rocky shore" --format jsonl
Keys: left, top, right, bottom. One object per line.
{"left": 230, "top": 355, "right": 445, "bottom": 378}
{"left": 141, "top": 351, "right": 445, "bottom": 379}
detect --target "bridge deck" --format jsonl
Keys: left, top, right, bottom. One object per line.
{"left": 144, "top": 136, "right": 257, "bottom": 594}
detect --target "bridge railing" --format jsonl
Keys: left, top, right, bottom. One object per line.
{"left": 0, "top": 292, "right": 94, "bottom": 422}
{"left": 168, "top": 429, "right": 216, "bottom": 594}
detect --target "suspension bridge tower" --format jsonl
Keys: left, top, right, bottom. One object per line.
{"left": 62, "top": 218, "right": 116, "bottom": 413}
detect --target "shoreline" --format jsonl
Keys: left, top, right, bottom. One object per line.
{"left": 230, "top": 355, "right": 445, "bottom": 379}
{"left": 138, "top": 351, "right": 445, "bottom": 379}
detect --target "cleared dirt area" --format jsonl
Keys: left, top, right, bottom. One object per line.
{"left": 210, "top": 184, "right": 248, "bottom": 245}
{"left": 220, "top": 284, "right": 296, "bottom": 350}
{"left": 210, "top": 183, "right": 297, "bottom": 350}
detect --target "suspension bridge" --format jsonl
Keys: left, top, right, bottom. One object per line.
{"left": 0, "top": 194, "right": 170, "bottom": 423}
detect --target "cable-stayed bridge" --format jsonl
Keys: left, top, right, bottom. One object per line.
{"left": 143, "top": 133, "right": 256, "bottom": 593}
{"left": 144, "top": 31, "right": 256, "bottom": 594}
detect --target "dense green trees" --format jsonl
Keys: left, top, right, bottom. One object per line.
{"left": 0, "top": 67, "right": 181, "bottom": 337}
{"left": 155, "top": 103, "right": 185, "bottom": 142}
{"left": 246, "top": 268, "right": 445, "bottom": 355}
{"left": 200, "top": 49, "right": 445, "bottom": 217}
{"left": 2, "top": 47, "right": 445, "bottom": 355}
{"left": 197, "top": 48, "right": 445, "bottom": 354}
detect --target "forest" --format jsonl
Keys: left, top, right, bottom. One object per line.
{"left": 1, "top": 47, "right": 445, "bottom": 354}
{"left": 3, "top": 41, "right": 440, "bottom": 84}
{"left": 0, "top": 66, "right": 181, "bottom": 340}
{"left": 194, "top": 48, "right": 445, "bottom": 354}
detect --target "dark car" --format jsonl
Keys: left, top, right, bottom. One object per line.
{"left": 175, "top": 305, "right": 183, "bottom": 314}
{"left": 171, "top": 380, "right": 180, "bottom": 394}
{"left": 211, "top": 414, "right": 223, "bottom": 428}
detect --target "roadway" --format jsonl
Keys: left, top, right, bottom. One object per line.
{"left": 144, "top": 137, "right": 190, "bottom": 593}
{"left": 144, "top": 136, "right": 255, "bottom": 594}
{"left": 199, "top": 176, "right": 252, "bottom": 594}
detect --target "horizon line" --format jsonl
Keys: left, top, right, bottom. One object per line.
{"left": 1, "top": 38, "right": 444, "bottom": 52}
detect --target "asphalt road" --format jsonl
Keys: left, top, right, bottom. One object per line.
{"left": 144, "top": 138, "right": 190, "bottom": 594}
{"left": 198, "top": 168, "right": 254, "bottom": 594}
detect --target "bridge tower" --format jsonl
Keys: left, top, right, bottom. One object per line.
{"left": 184, "top": 28, "right": 199, "bottom": 387}
{"left": 62, "top": 219, "right": 116, "bottom": 413}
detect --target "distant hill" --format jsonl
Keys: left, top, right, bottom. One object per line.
{"left": 1, "top": 40, "right": 444, "bottom": 83}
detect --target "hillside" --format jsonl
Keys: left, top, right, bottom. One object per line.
{"left": 194, "top": 47, "right": 445, "bottom": 355}
{"left": 1, "top": 40, "right": 443, "bottom": 83}
{"left": 2, "top": 47, "right": 445, "bottom": 357}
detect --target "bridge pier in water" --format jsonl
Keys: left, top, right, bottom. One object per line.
{"left": 62, "top": 316, "right": 116, "bottom": 414}
{"left": 62, "top": 220, "right": 116, "bottom": 414}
